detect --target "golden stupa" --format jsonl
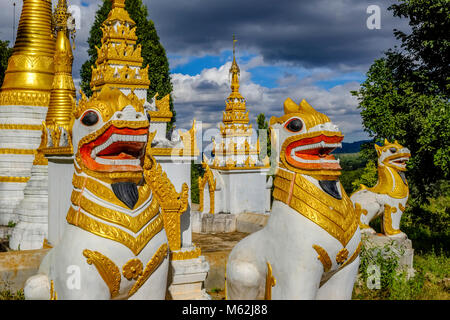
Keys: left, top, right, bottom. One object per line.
{"left": 42, "top": 0, "right": 76, "bottom": 156}
{"left": 0, "top": 0, "right": 58, "bottom": 225}
{"left": 211, "top": 36, "right": 264, "bottom": 169}
{"left": 0, "top": 0, "right": 56, "bottom": 107}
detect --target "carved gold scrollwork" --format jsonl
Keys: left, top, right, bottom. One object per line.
{"left": 170, "top": 246, "right": 202, "bottom": 261}
{"left": 383, "top": 204, "right": 401, "bottom": 235}
{"left": 143, "top": 153, "right": 189, "bottom": 252}
{"left": 273, "top": 171, "right": 358, "bottom": 246}
{"left": 70, "top": 190, "right": 159, "bottom": 233}
{"left": 122, "top": 259, "right": 143, "bottom": 281}
{"left": 50, "top": 280, "right": 58, "bottom": 300}
{"left": 128, "top": 243, "right": 168, "bottom": 297}
{"left": 312, "top": 245, "right": 332, "bottom": 273}
{"left": 198, "top": 162, "right": 216, "bottom": 214}
{"left": 72, "top": 173, "right": 152, "bottom": 211}
{"left": 83, "top": 249, "right": 121, "bottom": 299}
{"left": 68, "top": 207, "right": 164, "bottom": 255}
{"left": 336, "top": 248, "right": 349, "bottom": 265}
{"left": 340, "top": 242, "right": 362, "bottom": 269}
{"left": 264, "top": 262, "right": 276, "bottom": 300}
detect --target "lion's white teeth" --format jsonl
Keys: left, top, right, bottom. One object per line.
{"left": 292, "top": 157, "right": 339, "bottom": 164}
{"left": 293, "top": 142, "right": 342, "bottom": 152}
{"left": 95, "top": 157, "right": 140, "bottom": 166}
{"left": 91, "top": 134, "right": 147, "bottom": 158}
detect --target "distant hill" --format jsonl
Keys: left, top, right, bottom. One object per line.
{"left": 334, "top": 140, "right": 371, "bottom": 154}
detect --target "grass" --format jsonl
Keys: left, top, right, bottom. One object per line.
{"left": 353, "top": 248, "right": 449, "bottom": 300}
{"left": 0, "top": 288, "right": 24, "bottom": 300}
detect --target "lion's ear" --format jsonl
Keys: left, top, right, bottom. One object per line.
{"left": 384, "top": 138, "right": 390, "bottom": 146}
{"left": 375, "top": 144, "right": 382, "bottom": 156}
{"left": 283, "top": 98, "right": 299, "bottom": 115}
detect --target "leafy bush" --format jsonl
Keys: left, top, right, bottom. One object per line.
{"left": 354, "top": 244, "right": 450, "bottom": 300}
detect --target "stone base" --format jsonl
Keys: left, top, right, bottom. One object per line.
{"left": 192, "top": 212, "right": 236, "bottom": 233}
{"left": 0, "top": 248, "right": 50, "bottom": 293}
{"left": 236, "top": 212, "right": 269, "bottom": 233}
{"left": 362, "top": 233, "right": 415, "bottom": 279}
{"left": 191, "top": 211, "right": 269, "bottom": 234}
{"left": 167, "top": 254, "right": 210, "bottom": 300}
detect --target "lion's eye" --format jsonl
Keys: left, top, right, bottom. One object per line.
{"left": 285, "top": 118, "right": 303, "bottom": 132}
{"left": 81, "top": 111, "right": 99, "bottom": 126}
{"left": 389, "top": 147, "right": 397, "bottom": 153}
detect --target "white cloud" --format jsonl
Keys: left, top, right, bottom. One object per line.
{"left": 171, "top": 56, "right": 368, "bottom": 142}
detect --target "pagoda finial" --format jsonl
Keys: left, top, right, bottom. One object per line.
{"left": 233, "top": 34, "right": 237, "bottom": 61}
{"left": 54, "top": 0, "right": 70, "bottom": 30}
{"left": 112, "top": 0, "right": 126, "bottom": 8}
{"left": 229, "top": 35, "right": 240, "bottom": 95}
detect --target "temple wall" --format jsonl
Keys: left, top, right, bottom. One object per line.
{"left": 46, "top": 157, "right": 74, "bottom": 246}
{"left": 212, "top": 168, "right": 269, "bottom": 215}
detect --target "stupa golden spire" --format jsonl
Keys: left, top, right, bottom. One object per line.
{"left": 211, "top": 36, "right": 264, "bottom": 169}
{"left": 41, "top": 0, "right": 76, "bottom": 155}
{"left": 222, "top": 36, "right": 250, "bottom": 128}
{"left": 0, "top": 0, "right": 56, "bottom": 107}
{"left": 221, "top": 36, "right": 251, "bottom": 138}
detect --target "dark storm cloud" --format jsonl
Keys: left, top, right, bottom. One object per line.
{"left": 145, "top": 0, "right": 408, "bottom": 69}
{"left": 194, "top": 80, "right": 221, "bottom": 91}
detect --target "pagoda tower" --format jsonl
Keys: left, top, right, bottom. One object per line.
{"left": 212, "top": 37, "right": 260, "bottom": 168}
{"left": 200, "top": 38, "right": 271, "bottom": 215}
{"left": 90, "top": 0, "right": 150, "bottom": 96}
{"left": 0, "top": 0, "right": 56, "bottom": 225}
{"left": 9, "top": 0, "right": 76, "bottom": 249}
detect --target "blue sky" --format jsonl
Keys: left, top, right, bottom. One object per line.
{"left": 0, "top": 0, "right": 410, "bottom": 143}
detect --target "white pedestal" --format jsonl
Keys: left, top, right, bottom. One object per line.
{"left": 168, "top": 253, "right": 210, "bottom": 300}
{"left": 9, "top": 164, "right": 48, "bottom": 250}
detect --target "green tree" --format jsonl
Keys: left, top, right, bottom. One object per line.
{"left": 351, "top": 160, "right": 378, "bottom": 192}
{"left": 256, "top": 113, "right": 271, "bottom": 158}
{"left": 80, "top": 0, "right": 176, "bottom": 132}
{"left": 0, "top": 40, "right": 13, "bottom": 87}
{"left": 191, "top": 161, "right": 205, "bottom": 204}
{"left": 352, "top": 0, "right": 450, "bottom": 200}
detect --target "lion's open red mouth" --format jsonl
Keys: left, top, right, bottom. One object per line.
{"left": 80, "top": 125, "right": 148, "bottom": 172}
{"left": 285, "top": 134, "right": 343, "bottom": 170}
{"left": 387, "top": 154, "right": 411, "bottom": 171}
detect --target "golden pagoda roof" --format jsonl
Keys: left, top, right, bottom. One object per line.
{"left": 90, "top": 0, "right": 150, "bottom": 92}
{"left": 105, "top": 0, "right": 135, "bottom": 26}
{"left": 0, "top": 0, "right": 56, "bottom": 107}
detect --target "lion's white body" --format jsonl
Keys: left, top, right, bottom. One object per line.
{"left": 29, "top": 221, "right": 168, "bottom": 300}
{"left": 350, "top": 141, "right": 410, "bottom": 238}
{"left": 227, "top": 178, "right": 361, "bottom": 300}
{"left": 226, "top": 98, "right": 361, "bottom": 300}
{"left": 351, "top": 190, "right": 408, "bottom": 237}
{"left": 24, "top": 88, "right": 172, "bottom": 300}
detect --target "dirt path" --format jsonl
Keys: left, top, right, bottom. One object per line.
{"left": 192, "top": 232, "right": 249, "bottom": 300}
